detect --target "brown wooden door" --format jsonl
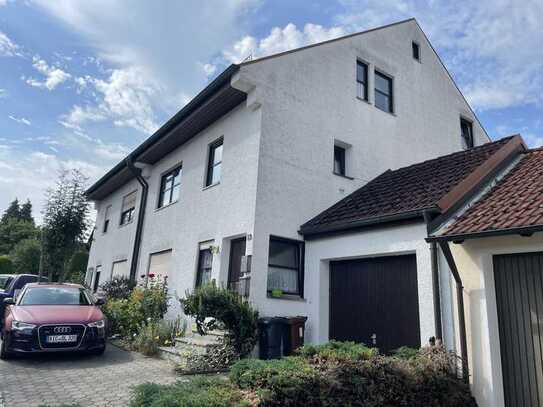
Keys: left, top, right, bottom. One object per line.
{"left": 494, "top": 252, "right": 543, "bottom": 407}
{"left": 228, "top": 238, "right": 246, "bottom": 290}
{"left": 329, "top": 254, "right": 420, "bottom": 353}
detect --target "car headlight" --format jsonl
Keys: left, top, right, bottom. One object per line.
{"left": 11, "top": 320, "right": 36, "bottom": 331}
{"left": 88, "top": 319, "right": 105, "bottom": 329}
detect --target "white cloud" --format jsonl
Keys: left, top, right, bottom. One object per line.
{"left": 202, "top": 63, "right": 217, "bottom": 77}
{"left": 0, "top": 89, "right": 7, "bottom": 98}
{"left": 60, "top": 104, "right": 106, "bottom": 131}
{"left": 0, "top": 30, "right": 20, "bottom": 57}
{"left": 8, "top": 115, "right": 31, "bottom": 126}
{"left": 25, "top": 56, "right": 71, "bottom": 90}
{"left": 33, "top": 0, "right": 260, "bottom": 111}
{"left": 223, "top": 23, "right": 346, "bottom": 63}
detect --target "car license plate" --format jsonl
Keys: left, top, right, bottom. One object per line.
{"left": 46, "top": 335, "right": 78, "bottom": 343}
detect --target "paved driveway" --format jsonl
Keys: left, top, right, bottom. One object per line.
{"left": 0, "top": 344, "right": 178, "bottom": 407}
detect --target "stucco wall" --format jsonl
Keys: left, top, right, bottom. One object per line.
{"left": 88, "top": 102, "right": 262, "bottom": 314}
{"left": 302, "top": 222, "right": 441, "bottom": 346}
{"left": 242, "top": 19, "right": 488, "bottom": 318}
{"left": 450, "top": 232, "right": 543, "bottom": 407}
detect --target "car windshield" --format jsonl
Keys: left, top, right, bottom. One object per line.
{"left": 0, "top": 275, "right": 13, "bottom": 290}
{"left": 19, "top": 286, "right": 92, "bottom": 306}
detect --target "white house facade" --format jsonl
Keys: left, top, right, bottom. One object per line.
{"left": 87, "top": 18, "right": 488, "bottom": 357}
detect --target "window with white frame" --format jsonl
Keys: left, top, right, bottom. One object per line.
{"left": 158, "top": 165, "right": 182, "bottom": 208}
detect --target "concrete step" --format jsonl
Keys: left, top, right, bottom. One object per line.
{"left": 158, "top": 346, "right": 185, "bottom": 364}
{"left": 175, "top": 334, "right": 221, "bottom": 350}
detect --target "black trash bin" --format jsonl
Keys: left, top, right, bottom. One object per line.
{"left": 258, "top": 317, "right": 288, "bottom": 360}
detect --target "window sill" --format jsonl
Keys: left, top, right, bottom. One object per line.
{"left": 203, "top": 182, "right": 220, "bottom": 191}
{"left": 356, "top": 96, "right": 371, "bottom": 105}
{"left": 119, "top": 220, "right": 134, "bottom": 228}
{"left": 333, "top": 172, "right": 354, "bottom": 180}
{"left": 375, "top": 106, "right": 397, "bottom": 117}
{"left": 155, "top": 200, "right": 178, "bottom": 212}
{"left": 266, "top": 293, "right": 306, "bottom": 302}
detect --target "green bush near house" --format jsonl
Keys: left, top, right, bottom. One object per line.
{"left": 132, "top": 318, "right": 185, "bottom": 356}
{"left": 131, "top": 343, "right": 476, "bottom": 407}
{"left": 181, "top": 282, "right": 259, "bottom": 358}
{"left": 130, "top": 377, "right": 250, "bottom": 407}
{"left": 103, "top": 278, "right": 169, "bottom": 338}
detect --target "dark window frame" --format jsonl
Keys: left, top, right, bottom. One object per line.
{"left": 267, "top": 235, "right": 305, "bottom": 297}
{"left": 195, "top": 248, "right": 213, "bottom": 288}
{"left": 460, "top": 117, "right": 474, "bottom": 149}
{"left": 356, "top": 60, "right": 368, "bottom": 101}
{"left": 334, "top": 145, "right": 346, "bottom": 176}
{"left": 102, "top": 205, "right": 111, "bottom": 233}
{"left": 205, "top": 138, "right": 223, "bottom": 187}
{"left": 93, "top": 266, "right": 101, "bottom": 293}
{"left": 374, "top": 70, "right": 394, "bottom": 113}
{"left": 412, "top": 41, "right": 420, "bottom": 61}
{"left": 158, "top": 164, "right": 182, "bottom": 208}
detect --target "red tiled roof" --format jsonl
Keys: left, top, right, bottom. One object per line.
{"left": 300, "top": 137, "right": 514, "bottom": 234}
{"left": 441, "top": 149, "right": 543, "bottom": 237}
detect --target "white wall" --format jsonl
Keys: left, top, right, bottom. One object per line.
{"left": 450, "top": 232, "right": 543, "bottom": 407}
{"left": 302, "top": 222, "right": 439, "bottom": 346}
{"left": 88, "top": 102, "right": 262, "bottom": 314}
{"left": 241, "top": 19, "right": 488, "bottom": 318}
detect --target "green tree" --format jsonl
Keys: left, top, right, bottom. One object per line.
{"left": 1, "top": 198, "right": 20, "bottom": 224}
{"left": 66, "top": 250, "right": 89, "bottom": 284}
{"left": 42, "top": 169, "right": 90, "bottom": 282}
{"left": 0, "top": 218, "right": 39, "bottom": 255}
{"left": 10, "top": 238, "right": 41, "bottom": 275}
{"left": 0, "top": 255, "right": 14, "bottom": 274}
{"left": 19, "top": 200, "right": 34, "bottom": 224}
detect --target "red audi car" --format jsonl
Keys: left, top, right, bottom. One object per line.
{"left": 0, "top": 283, "right": 106, "bottom": 359}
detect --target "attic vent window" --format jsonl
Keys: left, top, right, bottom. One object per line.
{"left": 412, "top": 42, "right": 420, "bottom": 61}
{"left": 460, "top": 118, "right": 474, "bottom": 149}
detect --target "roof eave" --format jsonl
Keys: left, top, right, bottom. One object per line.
{"left": 85, "top": 64, "right": 241, "bottom": 199}
{"left": 426, "top": 224, "right": 543, "bottom": 243}
{"left": 299, "top": 208, "right": 432, "bottom": 238}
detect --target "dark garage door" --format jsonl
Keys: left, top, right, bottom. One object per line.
{"left": 330, "top": 254, "right": 420, "bottom": 353}
{"left": 495, "top": 252, "right": 543, "bottom": 407}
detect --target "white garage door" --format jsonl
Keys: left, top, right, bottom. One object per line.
{"left": 111, "top": 260, "right": 129, "bottom": 279}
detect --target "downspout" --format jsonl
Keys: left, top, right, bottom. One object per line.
{"left": 125, "top": 157, "right": 149, "bottom": 282}
{"left": 439, "top": 240, "right": 469, "bottom": 383}
{"left": 423, "top": 211, "right": 443, "bottom": 342}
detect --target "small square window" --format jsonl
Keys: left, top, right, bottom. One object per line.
{"left": 334, "top": 145, "right": 346, "bottom": 176}
{"left": 412, "top": 42, "right": 420, "bottom": 61}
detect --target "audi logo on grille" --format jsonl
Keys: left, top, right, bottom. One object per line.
{"left": 53, "top": 326, "right": 72, "bottom": 334}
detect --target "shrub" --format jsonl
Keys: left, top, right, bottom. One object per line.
{"left": 296, "top": 340, "right": 377, "bottom": 362}
{"left": 393, "top": 346, "right": 420, "bottom": 360}
{"left": 177, "top": 339, "right": 239, "bottom": 375}
{"left": 101, "top": 276, "right": 136, "bottom": 300}
{"left": 130, "top": 377, "right": 250, "bottom": 407}
{"left": 0, "top": 255, "right": 14, "bottom": 274}
{"left": 10, "top": 238, "right": 40, "bottom": 275}
{"left": 181, "top": 283, "right": 258, "bottom": 357}
{"left": 103, "top": 278, "right": 169, "bottom": 338}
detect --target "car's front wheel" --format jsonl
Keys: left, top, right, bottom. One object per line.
{"left": 0, "top": 333, "right": 11, "bottom": 360}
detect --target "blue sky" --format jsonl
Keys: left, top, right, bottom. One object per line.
{"left": 1, "top": 0, "right": 542, "bottom": 221}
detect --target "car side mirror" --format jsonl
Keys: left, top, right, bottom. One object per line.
{"left": 95, "top": 298, "right": 106, "bottom": 306}
{"left": 3, "top": 298, "right": 15, "bottom": 305}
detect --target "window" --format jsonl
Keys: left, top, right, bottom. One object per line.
{"left": 356, "top": 60, "right": 368, "bottom": 100}
{"left": 205, "top": 139, "right": 223, "bottom": 187}
{"left": 120, "top": 191, "right": 137, "bottom": 225}
{"left": 412, "top": 41, "right": 420, "bottom": 61}
{"left": 111, "top": 260, "right": 129, "bottom": 279}
{"left": 148, "top": 250, "right": 172, "bottom": 281}
{"left": 93, "top": 266, "right": 101, "bottom": 293}
{"left": 460, "top": 118, "right": 474, "bottom": 149}
{"left": 267, "top": 236, "right": 304, "bottom": 297}
{"left": 103, "top": 205, "right": 111, "bottom": 233}
{"left": 196, "top": 248, "right": 213, "bottom": 287}
{"left": 158, "top": 166, "right": 182, "bottom": 208}
{"left": 375, "top": 71, "right": 393, "bottom": 113}
{"left": 334, "top": 145, "right": 346, "bottom": 176}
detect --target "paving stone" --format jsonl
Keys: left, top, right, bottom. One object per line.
{"left": 0, "top": 345, "right": 178, "bottom": 406}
